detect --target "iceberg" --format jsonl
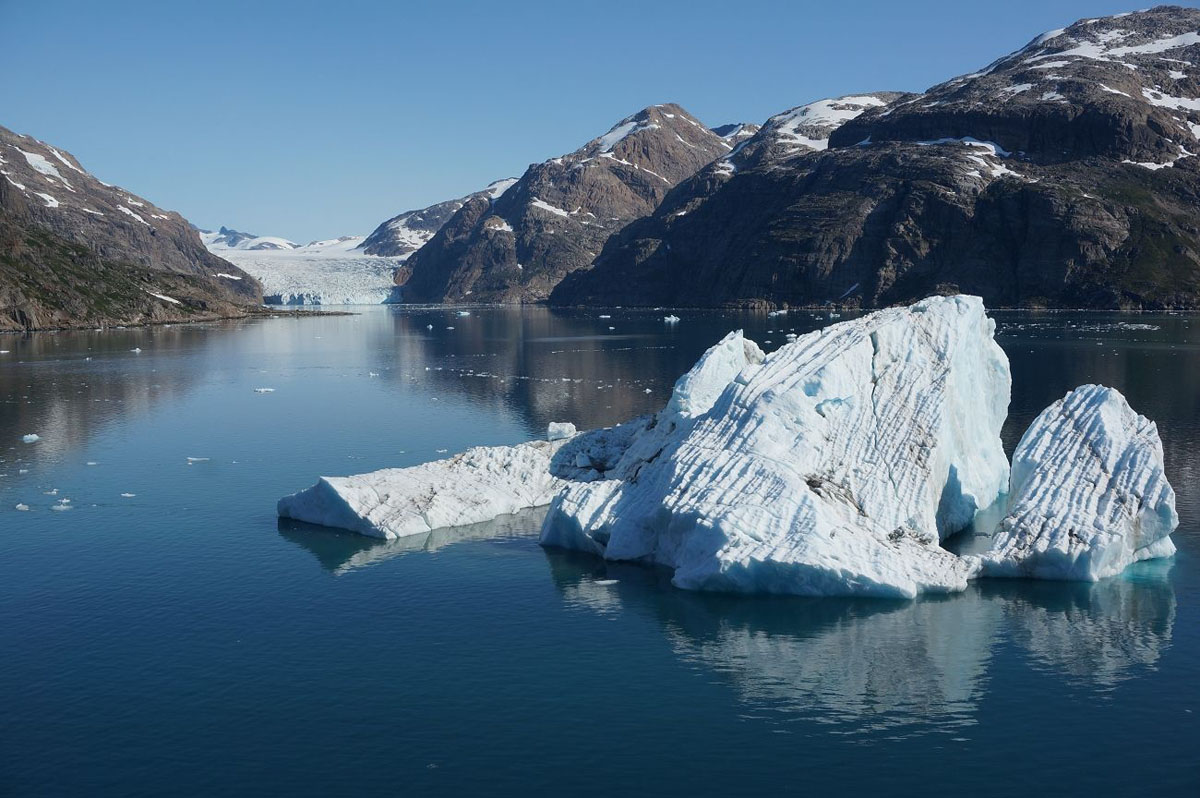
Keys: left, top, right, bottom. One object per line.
{"left": 981, "top": 384, "right": 1178, "bottom": 581}
{"left": 276, "top": 295, "right": 1177, "bottom": 596}
{"left": 277, "top": 440, "right": 570, "bottom": 539}
{"left": 541, "top": 295, "right": 1010, "bottom": 598}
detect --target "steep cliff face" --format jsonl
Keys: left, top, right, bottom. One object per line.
{"left": 553, "top": 7, "right": 1200, "bottom": 310}
{"left": 0, "top": 125, "right": 261, "bottom": 330}
{"left": 399, "top": 104, "right": 736, "bottom": 303}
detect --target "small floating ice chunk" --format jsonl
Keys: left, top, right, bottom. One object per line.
{"left": 548, "top": 422, "right": 577, "bottom": 442}
{"left": 21, "top": 434, "right": 39, "bottom": 443}
{"left": 663, "top": 314, "right": 681, "bottom": 323}
{"left": 981, "top": 384, "right": 1177, "bottom": 581}
{"left": 49, "top": 503, "right": 71, "bottom": 512}
{"left": 599, "top": 314, "right": 612, "bottom": 319}
{"left": 186, "top": 457, "right": 210, "bottom": 464}
{"left": 592, "top": 579, "right": 619, "bottom": 586}
{"left": 130, "top": 348, "right": 142, "bottom": 353}
{"left": 14, "top": 503, "right": 29, "bottom": 511}
{"left": 253, "top": 387, "right": 275, "bottom": 393}
{"left": 86, "top": 461, "right": 98, "bottom": 466}
{"left": 456, "top": 311, "right": 471, "bottom": 317}
{"left": 120, "top": 493, "right": 136, "bottom": 498}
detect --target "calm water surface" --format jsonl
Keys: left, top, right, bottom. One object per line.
{"left": 1, "top": 306, "right": 1197, "bottom": 796}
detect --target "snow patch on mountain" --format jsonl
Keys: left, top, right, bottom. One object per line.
{"left": 768, "top": 95, "right": 889, "bottom": 152}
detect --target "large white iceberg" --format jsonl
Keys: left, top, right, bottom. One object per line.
{"left": 541, "top": 294, "right": 1011, "bottom": 598}
{"left": 276, "top": 295, "right": 1178, "bottom": 596}
{"left": 981, "top": 384, "right": 1178, "bottom": 581}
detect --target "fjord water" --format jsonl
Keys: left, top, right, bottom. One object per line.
{"left": 1, "top": 306, "right": 1197, "bottom": 796}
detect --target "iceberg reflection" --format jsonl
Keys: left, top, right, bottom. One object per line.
{"left": 986, "top": 559, "right": 1176, "bottom": 690}
{"left": 543, "top": 549, "right": 1176, "bottom": 736}
{"left": 278, "top": 507, "right": 547, "bottom": 575}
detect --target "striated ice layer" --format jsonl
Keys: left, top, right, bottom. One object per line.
{"left": 541, "top": 295, "right": 1012, "bottom": 598}
{"left": 980, "top": 384, "right": 1178, "bottom": 581}
{"left": 277, "top": 440, "right": 570, "bottom": 539}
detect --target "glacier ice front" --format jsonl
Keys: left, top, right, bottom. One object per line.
{"left": 276, "top": 295, "right": 1178, "bottom": 596}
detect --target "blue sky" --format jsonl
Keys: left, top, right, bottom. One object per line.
{"left": 3, "top": 0, "right": 1190, "bottom": 241}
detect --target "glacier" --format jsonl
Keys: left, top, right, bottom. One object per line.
{"left": 204, "top": 234, "right": 406, "bottom": 305}
{"left": 981, "top": 384, "right": 1178, "bottom": 581}
{"left": 276, "top": 295, "right": 1177, "bottom": 597}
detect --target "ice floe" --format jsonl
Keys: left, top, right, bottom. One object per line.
{"left": 278, "top": 440, "right": 571, "bottom": 539}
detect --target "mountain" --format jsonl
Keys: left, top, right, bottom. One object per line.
{"left": 397, "top": 103, "right": 738, "bottom": 303}
{"left": 197, "top": 225, "right": 297, "bottom": 251}
{"left": 553, "top": 6, "right": 1200, "bottom": 310}
{"left": 0, "top": 126, "right": 261, "bottom": 330}
{"left": 712, "top": 122, "right": 761, "bottom": 146}
{"left": 358, "top": 179, "right": 519, "bottom": 258}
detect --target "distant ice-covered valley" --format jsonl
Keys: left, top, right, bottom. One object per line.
{"left": 198, "top": 227, "right": 404, "bottom": 305}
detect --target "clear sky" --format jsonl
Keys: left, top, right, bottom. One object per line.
{"left": 3, "top": 0, "right": 1191, "bottom": 241}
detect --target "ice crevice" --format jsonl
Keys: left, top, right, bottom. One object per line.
{"left": 277, "top": 295, "right": 1177, "bottom": 598}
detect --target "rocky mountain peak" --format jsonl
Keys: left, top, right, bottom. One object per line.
{"left": 711, "top": 122, "right": 760, "bottom": 145}
{"left": 0, "top": 124, "right": 261, "bottom": 329}
{"left": 552, "top": 5, "right": 1200, "bottom": 312}
{"left": 359, "top": 178, "right": 520, "bottom": 258}
{"left": 831, "top": 6, "right": 1200, "bottom": 164}
{"left": 398, "top": 102, "right": 733, "bottom": 303}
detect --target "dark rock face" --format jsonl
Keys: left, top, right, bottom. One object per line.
{"left": 0, "top": 125, "right": 261, "bottom": 330}
{"left": 359, "top": 179, "right": 517, "bottom": 257}
{"left": 554, "top": 7, "right": 1200, "bottom": 310}
{"left": 400, "top": 103, "right": 735, "bottom": 303}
